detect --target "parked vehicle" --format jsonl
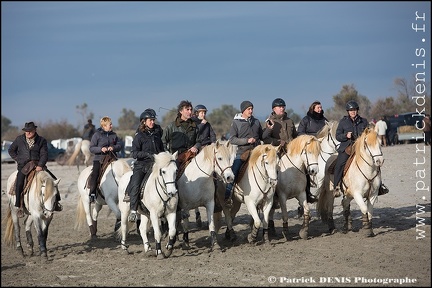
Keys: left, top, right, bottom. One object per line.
{"left": 387, "top": 112, "right": 425, "bottom": 144}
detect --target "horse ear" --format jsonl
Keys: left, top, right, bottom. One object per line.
{"left": 173, "top": 151, "right": 178, "bottom": 160}
{"left": 215, "top": 140, "right": 220, "bottom": 148}
{"left": 54, "top": 179, "right": 61, "bottom": 186}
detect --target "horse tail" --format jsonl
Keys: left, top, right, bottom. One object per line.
{"left": 67, "top": 141, "right": 83, "bottom": 166}
{"left": 2, "top": 208, "right": 15, "bottom": 247}
{"left": 316, "top": 171, "right": 335, "bottom": 223}
{"left": 75, "top": 194, "right": 86, "bottom": 230}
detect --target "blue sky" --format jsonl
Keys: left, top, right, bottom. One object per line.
{"left": 1, "top": 1, "right": 430, "bottom": 128}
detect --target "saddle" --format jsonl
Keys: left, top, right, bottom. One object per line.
{"left": 9, "top": 169, "right": 37, "bottom": 209}
{"left": 234, "top": 149, "right": 252, "bottom": 185}
{"left": 176, "top": 150, "right": 197, "bottom": 181}
{"left": 85, "top": 153, "right": 117, "bottom": 197}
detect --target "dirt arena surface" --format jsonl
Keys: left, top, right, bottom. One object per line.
{"left": 1, "top": 144, "right": 431, "bottom": 287}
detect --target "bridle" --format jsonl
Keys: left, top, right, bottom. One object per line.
{"left": 193, "top": 148, "right": 232, "bottom": 183}
{"left": 281, "top": 141, "right": 318, "bottom": 175}
{"left": 252, "top": 153, "right": 277, "bottom": 194}
{"left": 155, "top": 159, "right": 178, "bottom": 214}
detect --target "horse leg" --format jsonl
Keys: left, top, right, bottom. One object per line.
{"left": 24, "top": 217, "right": 34, "bottom": 257}
{"left": 361, "top": 201, "right": 375, "bottom": 237}
{"left": 279, "top": 195, "right": 290, "bottom": 241}
{"left": 261, "top": 199, "right": 274, "bottom": 244}
{"left": 89, "top": 203, "right": 103, "bottom": 239}
{"left": 268, "top": 208, "right": 276, "bottom": 237}
{"left": 206, "top": 201, "right": 221, "bottom": 251}
{"left": 150, "top": 213, "right": 164, "bottom": 259}
{"left": 10, "top": 209, "right": 25, "bottom": 256}
{"left": 195, "top": 208, "right": 202, "bottom": 228}
{"left": 245, "top": 200, "right": 261, "bottom": 243}
{"left": 164, "top": 212, "right": 177, "bottom": 258}
{"left": 35, "top": 220, "right": 50, "bottom": 260}
{"left": 139, "top": 216, "right": 152, "bottom": 255}
{"left": 299, "top": 201, "right": 310, "bottom": 240}
{"left": 341, "top": 198, "right": 352, "bottom": 233}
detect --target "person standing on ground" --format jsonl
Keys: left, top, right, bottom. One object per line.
{"left": 375, "top": 116, "right": 388, "bottom": 147}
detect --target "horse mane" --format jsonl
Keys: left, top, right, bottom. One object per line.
{"left": 249, "top": 144, "right": 277, "bottom": 169}
{"left": 34, "top": 171, "right": 55, "bottom": 200}
{"left": 201, "top": 143, "right": 214, "bottom": 163}
{"left": 153, "top": 151, "right": 175, "bottom": 173}
{"left": 353, "top": 126, "right": 378, "bottom": 155}
{"left": 316, "top": 120, "right": 338, "bottom": 139}
{"left": 288, "top": 135, "right": 320, "bottom": 157}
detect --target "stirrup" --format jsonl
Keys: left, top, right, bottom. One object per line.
{"left": 378, "top": 183, "right": 389, "bottom": 196}
{"left": 54, "top": 202, "right": 63, "bottom": 212}
{"left": 16, "top": 207, "right": 25, "bottom": 218}
{"left": 306, "top": 193, "right": 318, "bottom": 203}
{"left": 128, "top": 211, "right": 137, "bottom": 222}
{"left": 89, "top": 194, "right": 96, "bottom": 203}
{"left": 333, "top": 187, "right": 342, "bottom": 198}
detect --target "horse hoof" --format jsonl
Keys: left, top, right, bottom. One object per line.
{"left": 299, "top": 229, "right": 308, "bottom": 240}
{"left": 156, "top": 252, "right": 165, "bottom": 260}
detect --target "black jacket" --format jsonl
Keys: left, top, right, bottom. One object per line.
{"left": 297, "top": 111, "right": 328, "bottom": 137}
{"left": 8, "top": 133, "right": 48, "bottom": 169}
{"left": 336, "top": 115, "right": 368, "bottom": 153}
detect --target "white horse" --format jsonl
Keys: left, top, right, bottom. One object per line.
{"left": 117, "top": 151, "right": 178, "bottom": 259}
{"left": 215, "top": 144, "right": 279, "bottom": 244}
{"left": 66, "top": 139, "right": 93, "bottom": 171}
{"left": 4, "top": 170, "right": 61, "bottom": 260}
{"left": 177, "top": 140, "right": 236, "bottom": 251}
{"left": 317, "top": 126, "right": 384, "bottom": 236}
{"left": 270, "top": 135, "right": 321, "bottom": 240}
{"left": 314, "top": 120, "right": 340, "bottom": 192}
{"left": 75, "top": 158, "right": 131, "bottom": 239}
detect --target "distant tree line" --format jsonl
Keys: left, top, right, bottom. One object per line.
{"left": 2, "top": 77, "right": 430, "bottom": 142}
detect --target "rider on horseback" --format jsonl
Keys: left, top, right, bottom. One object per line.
{"left": 125, "top": 109, "right": 165, "bottom": 222}
{"left": 333, "top": 100, "right": 389, "bottom": 196}
{"left": 8, "top": 121, "right": 62, "bottom": 217}
{"left": 224, "top": 100, "right": 272, "bottom": 208}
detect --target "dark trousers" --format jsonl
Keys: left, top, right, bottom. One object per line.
{"left": 425, "top": 131, "right": 431, "bottom": 145}
{"left": 333, "top": 152, "right": 350, "bottom": 190}
{"left": 225, "top": 158, "right": 243, "bottom": 199}
{"left": 128, "top": 165, "right": 146, "bottom": 211}
{"left": 89, "top": 161, "right": 101, "bottom": 196}
{"left": 14, "top": 169, "right": 26, "bottom": 208}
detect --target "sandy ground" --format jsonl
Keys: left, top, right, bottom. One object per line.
{"left": 1, "top": 144, "right": 431, "bottom": 287}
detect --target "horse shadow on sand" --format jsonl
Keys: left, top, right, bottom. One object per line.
{"left": 213, "top": 202, "right": 431, "bottom": 245}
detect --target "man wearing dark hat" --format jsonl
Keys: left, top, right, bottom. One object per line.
{"left": 223, "top": 101, "right": 272, "bottom": 208}
{"left": 8, "top": 122, "right": 62, "bottom": 217}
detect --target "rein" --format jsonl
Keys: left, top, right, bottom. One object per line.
{"left": 193, "top": 148, "right": 232, "bottom": 183}
{"left": 352, "top": 138, "right": 383, "bottom": 196}
{"left": 252, "top": 155, "right": 276, "bottom": 195}
{"left": 319, "top": 127, "right": 339, "bottom": 162}
{"left": 154, "top": 160, "right": 177, "bottom": 214}
{"left": 281, "top": 141, "right": 318, "bottom": 175}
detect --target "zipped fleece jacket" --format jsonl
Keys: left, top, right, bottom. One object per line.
{"left": 229, "top": 113, "right": 270, "bottom": 157}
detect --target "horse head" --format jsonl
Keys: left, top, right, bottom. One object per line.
{"left": 357, "top": 127, "right": 384, "bottom": 167}
{"left": 288, "top": 135, "right": 320, "bottom": 176}
{"left": 251, "top": 144, "right": 278, "bottom": 188}
{"left": 36, "top": 172, "right": 61, "bottom": 219}
{"left": 213, "top": 140, "right": 235, "bottom": 184}
{"left": 154, "top": 151, "right": 178, "bottom": 197}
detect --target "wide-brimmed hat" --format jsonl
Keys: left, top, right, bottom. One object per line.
{"left": 22, "top": 122, "right": 38, "bottom": 132}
